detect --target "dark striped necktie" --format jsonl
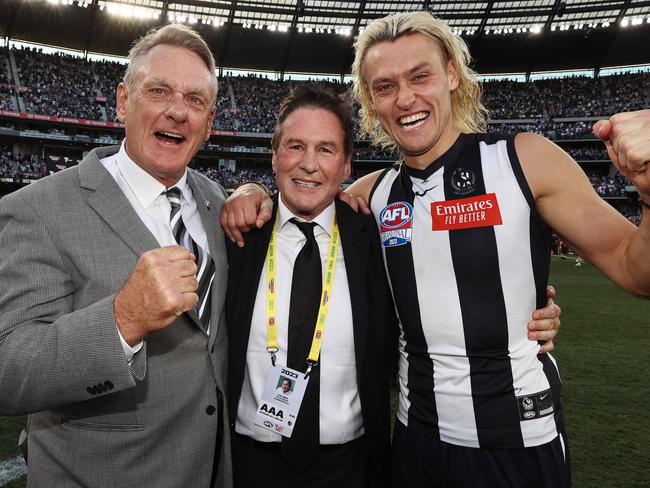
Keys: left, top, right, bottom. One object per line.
{"left": 164, "top": 187, "right": 215, "bottom": 333}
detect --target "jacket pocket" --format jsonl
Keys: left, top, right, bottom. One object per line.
{"left": 60, "top": 418, "right": 144, "bottom": 431}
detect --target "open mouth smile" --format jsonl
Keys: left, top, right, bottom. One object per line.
{"left": 155, "top": 131, "right": 186, "bottom": 144}
{"left": 293, "top": 179, "right": 321, "bottom": 188}
{"left": 398, "top": 112, "right": 430, "bottom": 128}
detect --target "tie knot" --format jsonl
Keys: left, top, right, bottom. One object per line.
{"left": 164, "top": 187, "right": 182, "bottom": 210}
{"left": 290, "top": 218, "right": 317, "bottom": 242}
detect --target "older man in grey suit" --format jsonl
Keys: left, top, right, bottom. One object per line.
{"left": 0, "top": 24, "right": 232, "bottom": 487}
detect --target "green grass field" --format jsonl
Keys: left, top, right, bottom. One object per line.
{"left": 1, "top": 257, "right": 648, "bottom": 487}
{"left": 547, "top": 257, "right": 650, "bottom": 488}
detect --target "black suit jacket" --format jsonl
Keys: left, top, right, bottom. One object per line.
{"left": 226, "top": 196, "right": 396, "bottom": 487}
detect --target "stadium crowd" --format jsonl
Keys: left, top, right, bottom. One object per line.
{"left": 13, "top": 48, "right": 105, "bottom": 120}
{"left": 0, "top": 150, "right": 47, "bottom": 180}
{"left": 228, "top": 76, "right": 291, "bottom": 133}
{"left": 2, "top": 45, "right": 650, "bottom": 138}
{"left": 0, "top": 149, "right": 641, "bottom": 224}
{"left": 563, "top": 146, "right": 609, "bottom": 160}
{"left": 587, "top": 171, "right": 631, "bottom": 197}
{"left": 0, "top": 51, "right": 15, "bottom": 111}
{"left": 195, "top": 165, "right": 277, "bottom": 191}
{"left": 0, "top": 45, "right": 646, "bottom": 226}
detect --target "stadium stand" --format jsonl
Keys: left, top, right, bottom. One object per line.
{"left": 13, "top": 48, "right": 105, "bottom": 120}
{"left": 3, "top": 45, "right": 650, "bottom": 132}
{"left": 0, "top": 49, "right": 16, "bottom": 111}
{"left": 0, "top": 46, "right": 646, "bottom": 224}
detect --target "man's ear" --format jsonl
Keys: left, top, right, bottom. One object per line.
{"left": 204, "top": 110, "right": 215, "bottom": 141}
{"left": 447, "top": 61, "right": 460, "bottom": 92}
{"left": 271, "top": 150, "right": 278, "bottom": 174}
{"left": 116, "top": 82, "right": 129, "bottom": 123}
{"left": 343, "top": 156, "right": 352, "bottom": 181}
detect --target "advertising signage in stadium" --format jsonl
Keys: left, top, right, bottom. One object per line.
{"left": 0, "top": 110, "right": 241, "bottom": 138}
{"left": 0, "top": 110, "right": 125, "bottom": 128}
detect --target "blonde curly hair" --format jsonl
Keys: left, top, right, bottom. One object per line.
{"left": 352, "top": 11, "right": 488, "bottom": 151}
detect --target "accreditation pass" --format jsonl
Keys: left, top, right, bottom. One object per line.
{"left": 254, "top": 364, "right": 308, "bottom": 438}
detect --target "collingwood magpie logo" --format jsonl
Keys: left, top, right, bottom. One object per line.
{"left": 522, "top": 397, "right": 534, "bottom": 411}
{"left": 451, "top": 168, "right": 476, "bottom": 195}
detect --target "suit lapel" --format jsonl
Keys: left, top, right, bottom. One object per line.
{"left": 80, "top": 147, "right": 160, "bottom": 257}
{"left": 335, "top": 199, "right": 370, "bottom": 378}
{"left": 235, "top": 198, "right": 277, "bottom": 338}
{"left": 187, "top": 171, "right": 229, "bottom": 342}
{"left": 227, "top": 199, "right": 277, "bottom": 416}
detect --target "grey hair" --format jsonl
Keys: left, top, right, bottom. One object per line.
{"left": 123, "top": 23, "right": 218, "bottom": 107}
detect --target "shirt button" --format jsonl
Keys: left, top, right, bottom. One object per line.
{"left": 206, "top": 405, "right": 216, "bottom": 415}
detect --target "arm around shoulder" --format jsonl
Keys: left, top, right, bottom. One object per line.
{"left": 346, "top": 169, "right": 385, "bottom": 203}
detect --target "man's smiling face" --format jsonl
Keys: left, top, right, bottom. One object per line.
{"left": 364, "top": 33, "right": 460, "bottom": 169}
{"left": 272, "top": 106, "right": 351, "bottom": 221}
{"left": 116, "top": 44, "right": 215, "bottom": 186}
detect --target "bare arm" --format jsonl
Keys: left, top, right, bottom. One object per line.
{"left": 345, "top": 169, "right": 384, "bottom": 202}
{"left": 517, "top": 132, "right": 650, "bottom": 298}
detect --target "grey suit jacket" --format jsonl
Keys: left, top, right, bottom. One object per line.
{"left": 0, "top": 145, "right": 232, "bottom": 488}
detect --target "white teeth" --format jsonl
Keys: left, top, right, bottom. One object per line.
{"left": 399, "top": 112, "right": 429, "bottom": 126}
{"left": 159, "top": 132, "right": 184, "bottom": 141}
{"left": 294, "top": 180, "right": 319, "bottom": 188}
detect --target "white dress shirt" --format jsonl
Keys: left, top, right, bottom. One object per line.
{"left": 235, "top": 195, "right": 364, "bottom": 444}
{"left": 101, "top": 141, "right": 210, "bottom": 360}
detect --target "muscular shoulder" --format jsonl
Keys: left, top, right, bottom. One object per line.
{"left": 513, "top": 132, "right": 586, "bottom": 201}
{"left": 346, "top": 168, "right": 389, "bottom": 205}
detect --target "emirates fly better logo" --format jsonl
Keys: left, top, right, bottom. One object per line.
{"left": 431, "top": 194, "right": 503, "bottom": 231}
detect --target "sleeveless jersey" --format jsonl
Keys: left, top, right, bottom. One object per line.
{"left": 370, "top": 133, "right": 564, "bottom": 449}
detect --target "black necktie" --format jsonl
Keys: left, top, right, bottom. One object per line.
{"left": 165, "top": 187, "right": 215, "bottom": 333}
{"left": 281, "top": 218, "right": 321, "bottom": 471}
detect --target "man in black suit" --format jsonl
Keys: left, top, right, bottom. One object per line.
{"left": 225, "top": 84, "right": 396, "bottom": 488}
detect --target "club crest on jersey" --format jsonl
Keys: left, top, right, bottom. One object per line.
{"left": 380, "top": 202, "right": 413, "bottom": 247}
{"left": 451, "top": 168, "right": 476, "bottom": 195}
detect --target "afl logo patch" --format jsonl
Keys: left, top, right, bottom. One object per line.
{"left": 380, "top": 202, "right": 413, "bottom": 247}
{"left": 451, "top": 168, "right": 476, "bottom": 195}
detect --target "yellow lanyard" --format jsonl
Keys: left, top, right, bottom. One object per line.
{"left": 265, "top": 211, "right": 340, "bottom": 374}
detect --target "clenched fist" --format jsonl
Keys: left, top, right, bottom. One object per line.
{"left": 114, "top": 246, "right": 199, "bottom": 345}
{"left": 593, "top": 109, "right": 650, "bottom": 199}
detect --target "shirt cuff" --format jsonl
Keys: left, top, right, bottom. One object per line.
{"left": 117, "top": 327, "right": 143, "bottom": 364}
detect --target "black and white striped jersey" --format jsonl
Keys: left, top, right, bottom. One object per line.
{"left": 370, "top": 133, "right": 564, "bottom": 449}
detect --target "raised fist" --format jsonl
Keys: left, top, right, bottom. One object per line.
{"left": 114, "top": 245, "right": 198, "bottom": 345}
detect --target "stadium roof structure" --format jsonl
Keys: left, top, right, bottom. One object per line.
{"left": 3, "top": 0, "right": 650, "bottom": 76}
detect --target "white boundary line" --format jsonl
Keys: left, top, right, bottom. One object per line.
{"left": 0, "top": 456, "right": 27, "bottom": 486}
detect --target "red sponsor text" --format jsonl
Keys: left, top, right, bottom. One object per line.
{"left": 431, "top": 193, "right": 502, "bottom": 231}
